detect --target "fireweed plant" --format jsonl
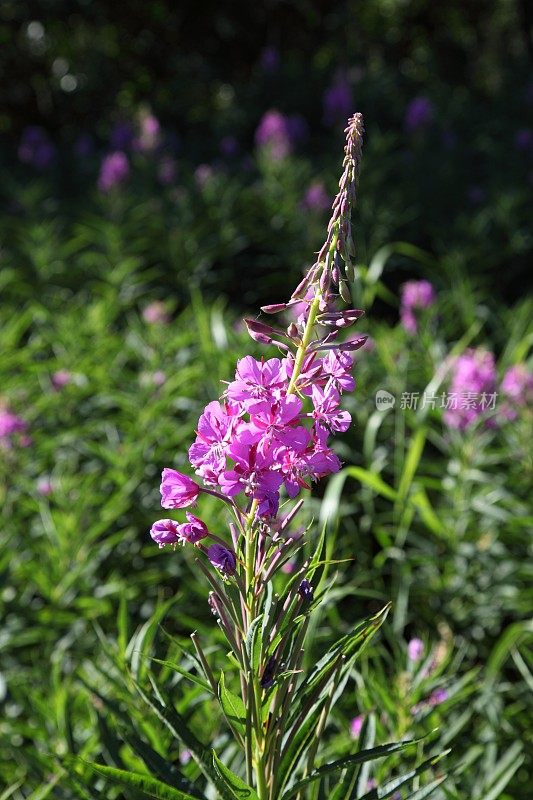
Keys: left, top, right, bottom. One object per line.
{"left": 136, "top": 115, "right": 446, "bottom": 800}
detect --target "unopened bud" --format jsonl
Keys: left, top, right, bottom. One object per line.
{"left": 245, "top": 318, "right": 274, "bottom": 344}
{"left": 345, "top": 260, "right": 356, "bottom": 282}
{"left": 298, "top": 579, "right": 314, "bottom": 602}
{"left": 291, "top": 275, "right": 311, "bottom": 300}
{"left": 341, "top": 335, "right": 368, "bottom": 352}
{"left": 286, "top": 322, "right": 299, "bottom": 340}
{"left": 319, "top": 268, "right": 331, "bottom": 295}
{"left": 339, "top": 280, "right": 351, "bottom": 303}
{"left": 261, "top": 303, "right": 287, "bottom": 314}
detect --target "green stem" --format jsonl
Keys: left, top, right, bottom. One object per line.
{"left": 286, "top": 293, "right": 322, "bottom": 395}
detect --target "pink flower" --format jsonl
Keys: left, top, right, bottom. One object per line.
{"left": 310, "top": 384, "right": 351, "bottom": 432}
{"left": 400, "top": 280, "right": 436, "bottom": 334}
{"left": 176, "top": 513, "right": 209, "bottom": 544}
{"left": 143, "top": 301, "right": 169, "bottom": 324}
{"left": 37, "top": 477, "right": 53, "bottom": 496}
{"left": 98, "top": 151, "right": 129, "bottom": 192}
{"left": 0, "top": 409, "right": 28, "bottom": 449}
{"left": 500, "top": 364, "right": 533, "bottom": 420}
{"left": 160, "top": 469, "right": 201, "bottom": 509}
{"left": 189, "top": 401, "right": 241, "bottom": 485}
{"left": 133, "top": 113, "right": 161, "bottom": 152}
{"left": 227, "top": 356, "right": 285, "bottom": 413}
{"left": 150, "top": 519, "right": 182, "bottom": 547}
{"left": 51, "top": 369, "right": 72, "bottom": 389}
{"left": 408, "top": 638, "right": 424, "bottom": 662}
{"left": 255, "top": 110, "right": 292, "bottom": 160}
{"left": 323, "top": 74, "right": 352, "bottom": 125}
{"left": 302, "top": 182, "right": 330, "bottom": 212}
{"left": 207, "top": 544, "right": 237, "bottom": 576}
{"left": 443, "top": 348, "right": 497, "bottom": 430}
{"left": 350, "top": 714, "right": 364, "bottom": 738}
{"left": 219, "top": 442, "right": 283, "bottom": 517}
{"left": 195, "top": 164, "right": 215, "bottom": 188}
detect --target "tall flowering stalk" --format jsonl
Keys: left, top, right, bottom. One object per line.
{"left": 116, "top": 115, "right": 440, "bottom": 800}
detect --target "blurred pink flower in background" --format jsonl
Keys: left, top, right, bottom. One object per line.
{"left": 143, "top": 301, "right": 170, "bottom": 324}
{"left": 408, "top": 638, "right": 424, "bottom": 662}
{"left": 443, "top": 348, "right": 497, "bottom": 430}
{"left": 51, "top": 369, "right": 72, "bottom": 390}
{"left": 133, "top": 113, "right": 161, "bottom": 153}
{"left": 302, "top": 181, "right": 330, "bottom": 212}
{"left": 350, "top": 714, "right": 364, "bottom": 738}
{"left": 255, "top": 110, "right": 292, "bottom": 160}
{"left": 400, "top": 279, "right": 436, "bottom": 333}
{"left": 323, "top": 73, "right": 352, "bottom": 125}
{"left": 500, "top": 364, "right": 533, "bottom": 420}
{"left": 195, "top": 163, "right": 215, "bottom": 188}
{"left": 37, "top": 477, "right": 53, "bottom": 496}
{"left": 404, "top": 96, "right": 434, "bottom": 134}
{"left": 97, "top": 151, "right": 130, "bottom": 192}
{"left": 0, "top": 408, "right": 29, "bottom": 449}
{"left": 157, "top": 155, "right": 177, "bottom": 185}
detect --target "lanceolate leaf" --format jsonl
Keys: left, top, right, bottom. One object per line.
{"left": 274, "top": 705, "right": 323, "bottom": 797}
{"left": 77, "top": 760, "right": 202, "bottom": 800}
{"left": 133, "top": 680, "right": 236, "bottom": 800}
{"left": 212, "top": 751, "right": 259, "bottom": 800}
{"left": 288, "top": 605, "right": 390, "bottom": 727}
{"left": 403, "top": 776, "right": 448, "bottom": 800}
{"left": 122, "top": 730, "right": 201, "bottom": 796}
{"left": 245, "top": 616, "right": 263, "bottom": 675}
{"left": 281, "top": 739, "right": 420, "bottom": 800}
{"left": 219, "top": 671, "right": 247, "bottom": 734}
{"left": 148, "top": 657, "right": 211, "bottom": 691}
{"left": 358, "top": 752, "right": 449, "bottom": 799}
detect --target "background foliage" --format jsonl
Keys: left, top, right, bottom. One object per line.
{"left": 0, "top": 1, "right": 531, "bottom": 798}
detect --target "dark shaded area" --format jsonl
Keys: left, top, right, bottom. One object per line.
{"left": 0, "top": 0, "right": 531, "bottom": 311}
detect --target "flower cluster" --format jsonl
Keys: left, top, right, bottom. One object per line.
{"left": 151, "top": 344, "right": 361, "bottom": 567}
{"left": 443, "top": 348, "right": 497, "bottom": 430}
{"left": 151, "top": 114, "right": 367, "bottom": 581}
{"left": 0, "top": 407, "right": 30, "bottom": 449}
{"left": 97, "top": 151, "right": 130, "bottom": 192}
{"left": 500, "top": 364, "right": 533, "bottom": 421}
{"left": 400, "top": 279, "right": 436, "bottom": 334}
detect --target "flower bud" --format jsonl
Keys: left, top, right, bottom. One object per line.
{"left": 260, "top": 303, "right": 287, "bottom": 314}
{"left": 339, "top": 280, "right": 351, "bottom": 303}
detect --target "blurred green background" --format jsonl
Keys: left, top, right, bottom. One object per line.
{"left": 0, "top": 2, "right": 532, "bottom": 798}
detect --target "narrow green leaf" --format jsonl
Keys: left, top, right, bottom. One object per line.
{"left": 290, "top": 605, "right": 390, "bottom": 726}
{"left": 122, "top": 730, "right": 200, "bottom": 796}
{"left": 360, "top": 751, "right": 449, "bottom": 799}
{"left": 79, "top": 760, "right": 200, "bottom": 800}
{"left": 133, "top": 680, "right": 236, "bottom": 800}
{"left": 275, "top": 706, "right": 323, "bottom": 797}
{"left": 148, "top": 657, "right": 211, "bottom": 691}
{"left": 282, "top": 739, "right": 420, "bottom": 800}
{"left": 245, "top": 616, "right": 263, "bottom": 675}
{"left": 396, "top": 426, "right": 427, "bottom": 505}
{"left": 212, "top": 751, "right": 259, "bottom": 800}
{"left": 354, "top": 713, "right": 377, "bottom": 798}
{"left": 403, "top": 776, "right": 447, "bottom": 800}
{"left": 219, "top": 672, "right": 247, "bottom": 733}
